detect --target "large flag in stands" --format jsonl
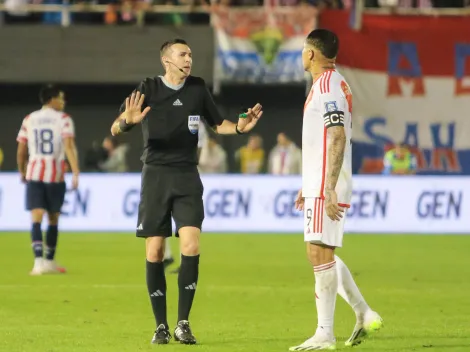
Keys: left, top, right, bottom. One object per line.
{"left": 212, "top": 5, "right": 317, "bottom": 84}
{"left": 321, "top": 11, "right": 470, "bottom": 175}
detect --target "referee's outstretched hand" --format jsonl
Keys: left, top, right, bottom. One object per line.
{"left": 237, "top": 103, "right": 263, "bottom": 133}
{"left": 124, "top": 91, "right": 151, "bottom": 124}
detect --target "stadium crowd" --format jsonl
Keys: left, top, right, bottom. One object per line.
{"left": 81, "top": 131, "right": 302, "bottom": 175}
{"left": 1, "top": 0, "right": 468, "bottom": 26}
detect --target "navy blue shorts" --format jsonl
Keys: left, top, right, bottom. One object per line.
{"left": 26, "top": 181, "right": 66, "bottom": 213}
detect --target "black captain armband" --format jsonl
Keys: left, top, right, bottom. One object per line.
{"left": 323, "top": 110, "right": 345, "bottom": 128}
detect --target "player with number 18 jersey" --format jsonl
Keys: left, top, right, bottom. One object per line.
{"left": 16, "top": 85, "right": 80, "bottom": 276}
{"left": 17, "top": 109, "right": 75, "bottom": 184}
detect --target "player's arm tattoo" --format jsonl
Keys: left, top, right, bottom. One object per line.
{"left": 325, "top": 126, "right": 346, "bottom": 191}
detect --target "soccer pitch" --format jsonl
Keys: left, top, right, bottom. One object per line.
{"left": 1, "top": 233, "right": 469, "bottom": 352}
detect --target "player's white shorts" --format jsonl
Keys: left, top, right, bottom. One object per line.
{"left": 304, "top": 197, "right": 347, "bottom": 248}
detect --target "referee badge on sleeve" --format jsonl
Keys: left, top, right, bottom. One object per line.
{"left": 188, "top": 115, "right": 200, "bottom": 135}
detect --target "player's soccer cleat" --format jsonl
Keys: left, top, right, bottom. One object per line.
{"left": 345, "top": 310, "right": 383, "bottom": 347}
{"left": 174, "top": 320, "right": 197, "bottom": 345}
{"left": 29, "top": 258, "right": 45, "bottom": 276}
{"left": 289, "top": 335, "right": 336, "bottom": 351}
{"left": 151, "top": 324, "right": 172, "bottom": 344}
{"left": 42, "top": 260, "right": 67, "bottom": 274}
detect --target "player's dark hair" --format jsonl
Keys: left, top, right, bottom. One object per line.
{"left": 160, "top": 39, "right": 189, "bottom": 56}
{"left": 39, "top": 84, "right": 62, "bottom": 105}
{"left": 306, "top": 29, "right": 339, "bottom": 59}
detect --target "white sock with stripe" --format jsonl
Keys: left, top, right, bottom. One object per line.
{"left": 335, "top": 255, "right": 370, "bottom": 324}
{"left": 313, "top": 261, "right": 337, "bottom": 338}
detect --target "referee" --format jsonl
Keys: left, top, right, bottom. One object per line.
{"left": 110, "top": 39, "right": 263, "bottom": 345}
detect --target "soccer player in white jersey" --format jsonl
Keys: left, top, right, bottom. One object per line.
{"left": 16, "top": 85, "right": 80, "bottom": 276}
{"left": 290, "top": 29, "right": 383, "bottom": 351}
{"left": 163, "top": 120, "right": 209, "bottom": 273}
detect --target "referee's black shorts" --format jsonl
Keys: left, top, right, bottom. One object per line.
{"left": 136, "top": 164, "right": 205, "bottom": 238}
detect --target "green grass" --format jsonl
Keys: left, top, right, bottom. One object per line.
{"left": 0, "top": 233, "right": 470, "bottom": 352}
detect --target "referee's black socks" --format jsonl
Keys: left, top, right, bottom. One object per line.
{"left": 178, "top": 254, "right": 200, "bottom": 322}
{"left": 146, "top": 261, "right": 168, "bottom": 328}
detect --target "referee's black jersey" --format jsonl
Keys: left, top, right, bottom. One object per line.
{"left": 119, "top": 75, "right": 224, "bottom": 166}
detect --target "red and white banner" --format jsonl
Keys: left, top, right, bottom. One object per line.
{"left": 321, "top": 10, "right": 470, "bottom": 175}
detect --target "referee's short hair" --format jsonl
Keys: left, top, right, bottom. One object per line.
{"left": 160, "top": 38, "right": 189, "bottom": 56}
{"left": 39, "top": 84, "right": 62, "bottom": 105}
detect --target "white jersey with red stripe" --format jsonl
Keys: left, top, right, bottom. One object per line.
{"left": 302, "top": 69, "right": 353, "bottom": 205}
{"left": 16, "top": 107, "right": 75, "bottom": 183}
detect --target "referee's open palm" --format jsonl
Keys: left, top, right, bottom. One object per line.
{"left": 124, "top": 91, "right": 151, "bottom": 124}
{"left": 237, "top": 103, "right": 263, "bottom": 133}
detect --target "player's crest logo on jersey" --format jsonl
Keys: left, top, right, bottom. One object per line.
{"left": 325, "top": 101, "right": 338, "bottom": 112}
{"left": 188, "top": 115, "right": 200, "bottom": 134}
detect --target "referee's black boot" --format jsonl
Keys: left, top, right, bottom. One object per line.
{"left": 151, "top": 324, "right": 171, "bottom": 344}
{"left": 174, "top": 320, "right": 197, "bottom": 345}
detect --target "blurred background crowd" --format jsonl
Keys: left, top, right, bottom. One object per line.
{"left": 0, "top": 0, "right": 467, "bottom": 177}
{"left": 1, "top": 0, "right": 468, "bottom": 26}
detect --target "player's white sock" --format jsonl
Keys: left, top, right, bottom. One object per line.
{"left": 164, "top": 238, "right": 173, "bottom": 260}
{"left": 313, "top": 260, "right": 338, "bottom": 338}
{"left": 335, "top": 255, "right": 370, "bottom": 323}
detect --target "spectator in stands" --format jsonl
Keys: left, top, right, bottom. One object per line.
{"left": 3, "top": 0, "right": 32, "bottom": 23}
{"left": 147, "top": 0, "right": 189, "bottom": 26}
{"left": 268, "top": 132, "right": 301, "bottom": 175}
{"left": 375, "top": 0, "right": 468, "bottom": 7}
{"left": 198, "top": 137, "right": 228, "bottom": 174}
{"left": 382, "top": 143, "right": 417, "bottom": 175}
{"left": 234, "top": 134, "right": 265, "bottom": 174}
{"left": 99, "top": 135, "right": 129, "bottom": 172}
{"left": 42, "top": 0, "right": 67, "bottom": 25}
{"left": 432, "top": 0, "right": 466, "bottom": 7}
{"left": 84, "top": 140, "right": 108, "bottom": 172}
